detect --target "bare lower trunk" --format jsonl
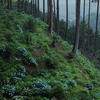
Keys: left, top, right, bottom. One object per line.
{"left": 31, "top": 0, "right": 32, "bottom": 15}
{"left": 82, "top": 0, "right": 85, "bottom": 53}
{"left": 72, "top": 0, "right": 81, "bottom": 57}
{"left": 57, "top": 0, "right": 59, "bottom": 35}
{"left": 88, "top": 0, "right": 91, "bottom": 52}
{"left": 10, "top": 0, "right": 12, "bottom": 10}
{"left": 22, "top": 0, "right": 24, "bottom": 11}
{"left": 43, "top": 0, "right": 45, "bottom": 22}
{"left": 48, "top": 0, "right": 53, "bottom": 35}
{"left": 65, "top": 0, "right": 68, "bottom": 40}
{"left": 94, "top": 0, "right": 99, "bottom": 56}
{"left": 33, "top": 0, "right": 34, "bottom": 16}
{"left": 25, "top": 0, "right": 27, "bottom": 13}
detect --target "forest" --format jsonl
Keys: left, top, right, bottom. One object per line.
{"left": 0, "top": 0, "right": 100, "bottom": 100}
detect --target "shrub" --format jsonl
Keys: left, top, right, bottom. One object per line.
{"left": 0, "top": 43, "right": 17, "bottom": 58}
{"left": 45, "top": 56, "right": 58, "bottom": 69}
{"left": 22, "top": 17, "right": 36, "bottom": 33}
{"left": 68, "top": 52, "right": 74, "bottom": 59}
{"left": 67, "top": 80, "right": 77, "bottom": 87}
{"left": 2, "top": 85, "right": 16, "bottom": 97}
{"left": 52, "top": 84, "right": 66, "bottom": 100}
{"left": 22, "top": 53, "right": 37, "bottom": 66}
{"left": 48, "top": 69, "right": 57, "bottom": 76}
{"left": 38, "top": 42, "right": 49, "bottom": 52}
{"left": 81, "top": 94, "right": 93, "bottom": 100}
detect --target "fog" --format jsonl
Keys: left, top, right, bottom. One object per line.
{"left": 38, "top": 0, "right": 98, "bottom": 21}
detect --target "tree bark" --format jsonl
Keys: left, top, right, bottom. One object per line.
{"left": 82, "top": 0, "right": 85, "bottom": 53}
{"left": 53, "top": 0, "right": 55, "bottom": 30}
{"left": 35, "top": 0, "right": 37, "bottom": 17}
{"left": 88, "top": 0, "right": 91, "bottom": 52}
{"left": 43, "top": 0, "right": 45, "bottom": 22}
{"left": 94, "top": 0, "right": 99, "bottom": 56}
{"left": 57, "top": 0, "right": 59, "bottom": 35}
{"left": 7, "top": 0, "right": 10, "bottom": 9}
{"left": 47, "top": 0, "right": 50, "bottom": 25}
{"left": 18, "top": 0, "right": 21, "bottom": 12}
{"left": 48, "top": 0, "right": 53, "bottom": 35}
{"left": 10, "top": 0, "right": 12, "bottom": 10}
{"left": 37, "top": 0, "right": 39, "bottom": 18}
{"left": 72, "top": 0, "right": 81, "bottom": 57}
{"left": 31, "top": 0, "right": 32, "bottom": 15}
{"left": 65, "top": 0, "right": 68, "bottom": 40}
{"left": 33, "top": 0, "right": 34, "bottom": 16}
{"left": 25, "top": 0, "right": 27, "bottom": 13}
{"left": 22, "top": 0, "right": 24, "bottom": 11}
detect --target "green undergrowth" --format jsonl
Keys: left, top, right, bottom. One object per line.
{"left": 0, "top": 7, "right": 100, "bottom": 100}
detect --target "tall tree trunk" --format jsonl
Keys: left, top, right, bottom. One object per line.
{"left": 25, "top": 0, "right": 27, "bottom": 13}
{"left": 33, "top": 0, "right": 34, "bottom": 16}
{"left": 10, "top": 0, "right": 12, "bottom": 10}
{"left": 38, "top": 0, "right": 39, "bottom": 18}
{"left": 53, "top": 0, "right": 55, "bottom": 30}
{"left": 31, "top": 0, "right": 32, "bottom": 15}
{"left": 8, "top": 0, "right": 10, "bottom": 9}
{"left": 35, "top": 0, "right": 37, "bottom": 17}
{"left": 82, "top": 0, "right": 85, "bottom": 53}
{"left": 18, "top": 0, "right": 21, "bottom": 12}
{"left": 94, "top": 0, "right": 99, "bottom": 56}
{"left": 22, "top": 0, "right": 24, "bottom": 11}
{"left": 48, "top": 0, "right": 53, "bottom": 35}
{"left": 88, "top": 0, "right": 91, "bottom": 52}
{"left": 47, "top": 0, "right": 50, "bottom": 24}
{"left": 43, "top": 0, "right": 45, "bottom": 22}
{"left": 65, "top": 0, "right": 68, "bottom": 40}
{"left": 72, "top": 0, "right": 81, "bottom": 57}
{"left": 57, "top": 0, "right": 59, "bottom": 35}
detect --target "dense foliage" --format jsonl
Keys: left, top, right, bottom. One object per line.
{"left": 0, "top": 2, "right": 100, "bottom": 100}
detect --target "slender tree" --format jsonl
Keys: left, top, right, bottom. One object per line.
{"left": 7, "top": 0, "right": 10, "bottom": 9}
{"left": 10, "top": 0, "right": 12, "bottom": 10}
{"left": 82, "top": 0, "right": 85, "bottom": 53}
{"left": 88, "top": 0, "right": 91, "bottom": 52}
{"left": 53, "top": 0, "right": 55, "bottom": 28}
{"left": 47, "top": 0, "right": 50, "bottom": 24}
{"left": 22, "top": 0, "right": 24, "bottom": 11}
{"left": 65, "top": 0, "right": 68, "bottom": 40}
{"left": 25, "top": 0, "right": 27, "bottom": 13}
{"left": 57, "top": 0, "right": 59, "bottom": 35}
{"left": 94, "top": 0, "right": 99, "bottom": 56}
{"left": 72, "top": 0, "right": 81, "bottom": 57}
{"left": 31, "top": 0, "right": 32, "bottom": 15}
{"left": 33, "top": 0, "right": 34, "bottom": 16}
{"left": 18, "top": 0, "right": 21, "bottom": 12}
{"left": 37, "top": 0, "right": 39, "bottom": 17}
{"left": 48, "top": 0, "right": 53, "bottom": 35}
{"left": 43, "top": 0, "right": 45, "bottom": 22}
{"left": 35, "top": 0, "right": 37, "bottom": 17}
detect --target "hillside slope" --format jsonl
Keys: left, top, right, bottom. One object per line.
{"left": 0, "top": 8, "right": 100, "bottom": 100}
